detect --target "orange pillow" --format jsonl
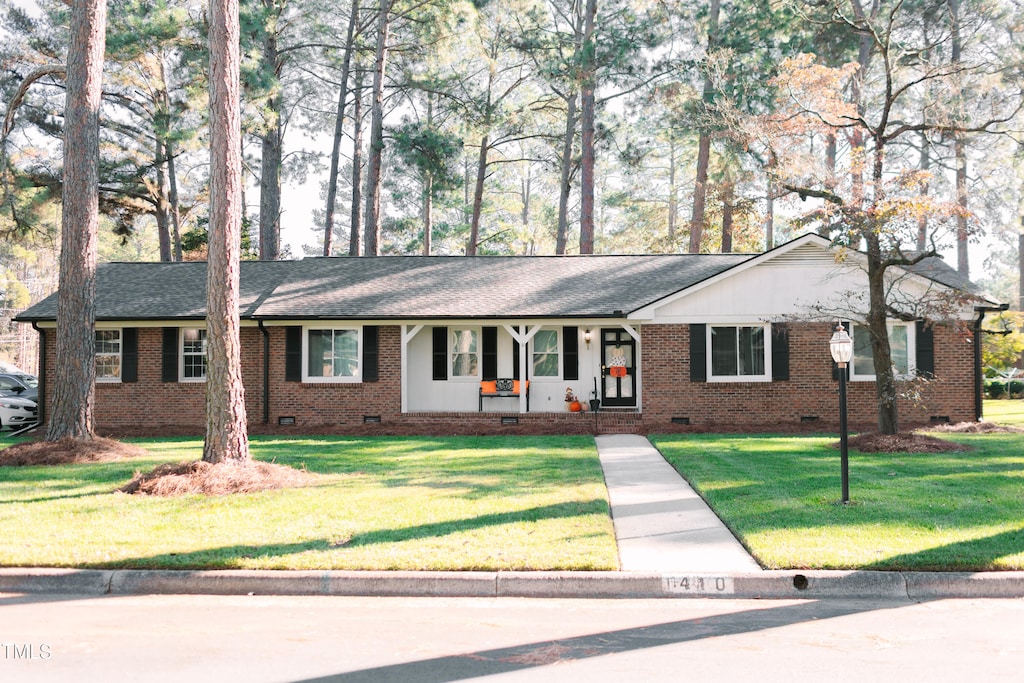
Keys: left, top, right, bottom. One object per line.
{"left": 480, "top": 381, "right": 497, "bottom": 393}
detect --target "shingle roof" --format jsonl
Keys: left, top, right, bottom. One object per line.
{"left": 16, "top": 254, "right": 751, "bottom": 322}
{"left": 902, "top": 255, "right": 982, "bottom": 294}
{"left": 16, "top": 238, "right": 988, "bottom": 323}
{"left": 16, "top": 260, "right": 295, "bottom": 321}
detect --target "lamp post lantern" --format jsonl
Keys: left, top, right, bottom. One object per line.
{"left": 829, "top": 323, "right": 853, "bottom": 504}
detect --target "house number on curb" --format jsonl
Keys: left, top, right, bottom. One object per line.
{"left": 662, "top": 575, "right": 734, "bottom": 595}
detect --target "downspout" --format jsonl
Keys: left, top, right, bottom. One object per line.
{"left": 974, "top": 304, "right": 1010, "bottom": 421}
{"left": 31, "top": 322, "right": 46, "bottom": 426}
{"left": 258, "top": 320, "right": 270, "bottom": 424}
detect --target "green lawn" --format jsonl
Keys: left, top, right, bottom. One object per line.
{"left": 651, "top": 429, "right": 1024, "bottom": 571}
{"left": 0, "top": 436, "right": 619, "bottom": 571}
{"left": 4, "top": 404, "right": 1022, "bottom": 572}
{"left": 984, "top": 398, "right": 1024, "bottom": 426}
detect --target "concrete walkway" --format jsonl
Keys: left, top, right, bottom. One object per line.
{"left": 596, "top": 434, "right": 762, "bottom": 573}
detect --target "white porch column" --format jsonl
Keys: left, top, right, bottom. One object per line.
{"left": 400, "top": 324, "right": 424, "bottom": 413}
{"left": 621, "top": 323, "right": 641, "bottom": 409}
{"left": 503, "top": 323, "right": 542, "bottom": 413}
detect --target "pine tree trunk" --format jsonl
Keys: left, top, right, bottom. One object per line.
{"left": 423, "top": 172, "right": 433, "bottom": 255}
{"left": 721, "top": 181, "right": 733, "bottom": 253}
{"left": 917, "top": 135, "right": 929, "bottom": 252}
{"left": 689, "top": 0, "right": 720, "bottom": 254}
{"left": 259, "top": 25, "right": 282, "bottom": 261}
{"left": 167, "top": 138, "right": 183, "bottom": 261}
{"left": 578, "top": 0, "right": 597, "bottom": 255}
{"left": 667, "top": 136, "right": 677, "bottom": 241}
{"left": 324, "top": 0, "right": 360, "bottom": 257}
{"left": 423, "top": 95, "right": 433, "bottom": 255}
{"left": 555, "top": 92, "right": 577, "bottom": 255}
{"left": 689, "top": 133, "right": 710, "bottom": 253}
{"left": 47, "top": 0, "right": 107, "bottom": 442}
{"left": 349, "top": 67, "right": 364, "bottom": 256}
{"left": 849, "top": 2, "right": 873, "bottom": 204}
{"left": 521, "top": 166, "right": 531, "bottom": 252}
{"left": 949, "top": 0, "right": 970, "bottom": 278}
{"left": 363, "top": 0, "right": 392, "bottom": 256}
{"left": 467, "top": 131, "right": 489, "bottom": 256}
{"left": 157, "top": 54, "right": 183, "bottom": 261}
{"left": 155, "top": 145, "right": 173, "bottom": 261}
{"left": 764, "top": 152, "right": 776, "bottom": 251}
{"left": 204, "top": 0, "right": 250, "bottom": 464}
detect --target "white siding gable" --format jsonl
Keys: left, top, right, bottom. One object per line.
{"left": 635, "top": 236, "right": 966, "bottom": 324}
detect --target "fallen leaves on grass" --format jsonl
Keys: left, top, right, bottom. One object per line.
{"left": 119, "top": 459, "right": 317, "bottom": 496}
{"left": 0, "top": 437, "right": 148, "bottom": 466}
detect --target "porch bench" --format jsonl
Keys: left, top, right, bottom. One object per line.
{"left": 479, "top": 379, "right": 529, "bottom": 412}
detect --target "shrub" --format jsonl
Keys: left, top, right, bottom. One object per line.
{"left": 987, "top": 381, "right": 1006, "bottom": 399}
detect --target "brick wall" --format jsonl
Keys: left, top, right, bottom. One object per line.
{"left": 640, "top": 322, "right": 975, "bottom": 433}
{"left": 34, "top": 321, "right": 977, "bottom": 437}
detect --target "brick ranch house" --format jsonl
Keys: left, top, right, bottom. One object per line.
{"left": 17, "top": 234, "right": 995, "bottom": 436}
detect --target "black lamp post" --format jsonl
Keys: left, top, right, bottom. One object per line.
{"left": 829, "top": 323, "right": 853, "bottom": 504}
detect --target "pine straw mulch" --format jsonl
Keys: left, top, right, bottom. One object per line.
{"left": 119, "top": 460, "right": 317, "bottom": 497}
{"left": 0, "top": 437, "right": 149, "bottom": 466}
{"left": 843, "top": 432, "right": 974, "bottom": 453}
{"left": 839, "top": 421, "right": 1021, "bottom": 454}
{"left": 927, "top": 421, "right": 1024, "bottom": 434}
{"left": 0, "top": 436, "right": 316, "bottom": 496}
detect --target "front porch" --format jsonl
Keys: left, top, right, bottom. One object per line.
{"left": 400, "top": 322, "right": 643, "bottom": 414}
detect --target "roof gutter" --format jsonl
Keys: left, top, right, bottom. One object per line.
{"left": 974, "top": 303, "right": 1010, "bottom": 421}
{"left": 30, "top": 322, "right": 46, "bottom": 428}
{"left": 258, "top": 321, "right": 270, "bottom": 424}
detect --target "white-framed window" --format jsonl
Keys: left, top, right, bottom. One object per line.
{"left": 305, "top": 327, "right": 361, "bottom": 382}
{"left": 180, "top": 328, "right": 207, "bottom": 382}
{"left": 708, "top": 324, "right": 771, "bottom": 382}
{"left": 531, "top": 328, "right": 560, "bottom": 377}
{"left": 850, "top": 322, "right": 915, "bottom": 381}
{"left": 95, "top": 328, "right": 122, "bottom": 382}
{"left": 450, "top": 327, "right": 479, "bottom": 378}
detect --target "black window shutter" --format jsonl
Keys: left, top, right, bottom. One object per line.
{"left": 771, "top": 323, "right": 789, "bottom": 381}
{"left": 563, "top": 326, "right": 579, "bottom": 380}
{"left": 482, "top": 327, "right": 498, "bottom": 380}
{"left": 916, "top": 320, "right": 934, "bottom": 378}
{"left": 285, "top": 326, "right": 302, "bottom": 382}
{"left": 512, "top": 327, "right": 521, "bottom": 380}
{"left": 362, "top": 325, "right": 379, "bottom": 382}
{"left": 161, "top": 327, "right": 178, "bottom": 382}
{"left": 121, "top": 328, "right": 138, "bottom": 383}
{"left": 689, "top": 324, "right": 706, "bottom": 382}
{"left": 432, "top": 327, "right": 447, "bottom": 380}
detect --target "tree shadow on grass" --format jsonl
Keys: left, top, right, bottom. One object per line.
{"left": 78, "top": 499, "right": 610, "bottom": 570}
{"left": 868, "top": 527, "right": 1024, "bottom": 572}
{"left": 345, "top": 500, "right": 609, "bottom": 547}
{"left": 82, "top": 540, "right": 336, "bottom": 570}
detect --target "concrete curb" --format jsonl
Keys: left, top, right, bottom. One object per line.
{"left": 3, "top": 568, "right": 1024, "bottom": 600}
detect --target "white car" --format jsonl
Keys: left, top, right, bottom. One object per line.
{"left": 0, "top": 395, "right": 38, "bottom": 431}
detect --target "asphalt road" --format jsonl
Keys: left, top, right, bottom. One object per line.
{"left": 3, "top": 593, "right": 1023, "bottom": 682}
